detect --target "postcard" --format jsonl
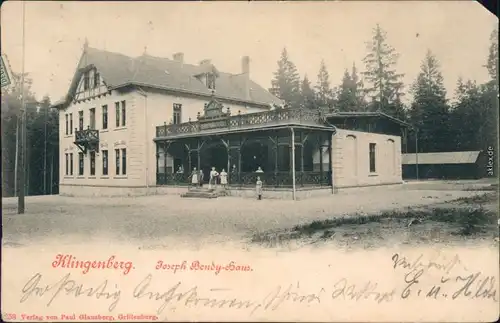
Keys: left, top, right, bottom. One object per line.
{"left": 1, "top": 1, "right": 499, "bottom": 322}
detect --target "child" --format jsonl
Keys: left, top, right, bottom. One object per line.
{"left": 256, "top": 176, "right": 263, "bottom": 200}
{"left": 220, "top": 168, "right": 228, "bottom": 188}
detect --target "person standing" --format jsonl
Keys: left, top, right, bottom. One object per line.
{"left": 209, "top": 167, "right": 219, "bottom": 189}
{"left": 256, "top": 176, "right": 263, "bottom": 200}
{"left": 220, "top": 168, "right": 228, "bottom": 188}
{"left": 199, "top": 169, "right": 204, "bottom": 187}
{"left": 189, "top": 167, "right": 199, "bottom": 189}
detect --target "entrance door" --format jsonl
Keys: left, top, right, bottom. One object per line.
{"left": 201, "top": 144, "right": 227, "bottom": 183}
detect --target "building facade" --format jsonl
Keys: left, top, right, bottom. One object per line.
{"left": 54, "top": 43, "right": 409, "bottom": 199}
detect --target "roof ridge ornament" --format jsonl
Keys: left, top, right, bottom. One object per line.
{"left": 83, "top": 38, "right": 89, "bottom": 51}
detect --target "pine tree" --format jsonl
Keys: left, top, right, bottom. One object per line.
{"left": 362, "top": 24, "right": 405, "bottom": 115}
{"left": 269, "top": 48, "right": 301, "bottom": 108}
{"left": 485, "top": 26, "right": 498, "bottom": 87}
{"left": 337, "top": 62, "right": 366, "bottom": 112}
{"left": 409, "top": 50, "right": 451, "bottom": 152}
{"left": 315, "top": 60, "right": 334, "bottom": 108}
{"left": 300, "top": 75, "right": 316, "bottom": 109}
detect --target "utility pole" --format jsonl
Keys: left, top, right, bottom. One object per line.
{"left": 18, "top": 1, "right": 26, "bottom": 214}
{"left": 14, "top": 116, "right": 19, "bottom": 197}
{"left": 43, "top": 104, "right": 48, "bottom": 194}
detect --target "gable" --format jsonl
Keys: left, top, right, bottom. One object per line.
{"left": 71, "top": 65, "right": 110, "bottom": 103}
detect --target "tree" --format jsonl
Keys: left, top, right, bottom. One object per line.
{"left": 449, "top": 26, "right": 499, "bottom": 156}
{"left": 409, "top": 50, "right": 451, "bottom": 153}
{"left": 485, "top": 26, "right": 498, "bottom": 87}
{"left": 1, "top": 71, "right": 60, "bottom": 197}
{"left": 300, "top": 75, "right": 316, "bottom": 109}
{"left": 336, "top": 63, "right": 367, "bottom": 112}
{"left": 315, "top": 60, "right": 334, "bottom": 108}
{"left": 1, "top": 72, "right": 37, "bottom": 197}
{"left": 362, "top": 24, "right": 405, "bottom": 115}
{"left": 269, "top": 48, "right": 301, "bottom": 108}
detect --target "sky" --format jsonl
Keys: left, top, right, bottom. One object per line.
{"left": 1, "top": 1, "right": 497, "bottom": 103}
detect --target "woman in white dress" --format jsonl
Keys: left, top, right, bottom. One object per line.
{"left": 190, "top": 167, "right": 199, "bottom": 188}
{"left": 220, "top": 169, "right": 228, "bottom": 188}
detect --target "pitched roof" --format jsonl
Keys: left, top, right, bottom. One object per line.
{"left": 402, "top": 151, "right": 481, "bottom": 165}
{"left": 325, "top": 111, "right": 413, "bottom": 128}
{"left": 59, "top": 47, "right": 282, "bottom": 107}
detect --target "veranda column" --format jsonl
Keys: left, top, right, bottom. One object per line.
{"left": 274, "top": 136, "right": 278, "bottom": 187}
{"left": 226, "top": 139, "right": 231, "bottom": 179}
{"left": 163, "top": 141, "right": 168, "bottom": 185}
{"left": 328, "top": 133, "right": 334, "bottom": 194}
{"left": 237, "top": 147, "right": 242, "bottom": 187}
{"left": 187, "top": 148, "right": 192, "bottom": 173}
{"left": 300, "top": 132, "right": 304, "bottom": 187}
{"left": 319, "top": 134, "right": 324, "bottom": 186}
{"left": 197, "top": 139, "right": 201, "bottom": 171}
{"left": 290, "top": 127, "right": 296, "bottom": 200}
{"left": 155, "top": 143, "right": 160, "bottom": 184}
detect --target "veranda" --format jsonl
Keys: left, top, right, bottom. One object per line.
{"left": 154, "top": 98, "right": 337, "bottom": 190}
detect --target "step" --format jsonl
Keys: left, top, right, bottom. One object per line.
{"left": 188, "top": 188, "right": 216, "bottom": 193}
{"left": 181, "top": 192, "right": 219, "bottom": 199}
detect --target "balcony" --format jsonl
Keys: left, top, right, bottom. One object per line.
{"left": 156, "top": 107, "right": 331, "bottom": 139}
{"left": 74, "top": 126, "right": 99, "bottom": 154}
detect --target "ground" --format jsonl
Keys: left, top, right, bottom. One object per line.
{"left": 2, "top": 179, "right": 498, "bottom": 251}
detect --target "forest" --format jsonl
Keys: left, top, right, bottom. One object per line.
{"left": 1, "top": 24, "right": 497, "bottom": 197}
{"left": 269, "top": 24, "right": 498, "bottom": 156}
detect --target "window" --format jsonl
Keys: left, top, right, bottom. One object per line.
{"left": 89, "top": 108, "right": 96, "bottom": 129}
{"left": 102, "top": 105, "right": 108, "bottom": 129}
{"left": 90, "top": 151, "right": 96, "bottom": 176}
{"left": 94, "top": 72, "right": 100, "bottom": 88}
{"left": 65, "top": 153, "right": 69, "bottom": 175}
{"left": 78, "top": 152, "right": 84, "bottom": 176}
{"left": 173, "top": 104, "right": 182, "bottom": 124}
{"left": 121, "top": 148, "right": 127, "bottom": 175}
{"left": 369, "top": 143, "right": 376, "bottom": 173}
{"left": 102, "top": 150, "right": 108, "bottom": 176}
{"left": 78, "top": 111, "right": 84, "bottom": 131}
{"left": 121, "top": 101, "right": 126, "bottom": 126}
{"left": 113, "top": 148, "right": 127, "bottom": 176}
{"left": 83, "top": 71, "right": 89, "bottom": 90}
{"left": 69, "top": 113, "right": 73, "bottom": 134}
{"left": 65, "top": 114, "right": 68, "bottom": 135}
{"left": 70, "top": 153, "right": 74, "bottom": 175}
{"left": 115, "top": 102, "right": 120, "bottom": 127}
{"left": 115, "top": 149, "right": 120, "bottom": 175}
{"left": 206, "top": 73, "right": 216, "bottom": 90}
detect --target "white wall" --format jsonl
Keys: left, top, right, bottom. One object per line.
{"left": 132, "top": 89, "right": 268, "bottom": 187}
{"left": 331, "top": 129, "right": 402, "bottom": 188}
{"left": 59, "top": 89, "right": 144, "bottom": 190}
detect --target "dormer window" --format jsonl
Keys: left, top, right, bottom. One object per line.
{"left": 94, "top": 71, "right": 100, "bottom": 88}
{"left": 83, "top": 71, "right": 89, "bottom": 90}
{"left": 206, "top": 73, "right": 216, "bottom": 90}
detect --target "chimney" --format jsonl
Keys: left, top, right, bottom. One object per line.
{"left": 173, "top": 52, "right": 184, "bottom": 64}
{"left": 241, "top": 56, "right": 250, "bottom": 75}
{"left": 199, "top": 59, "right": 212, "bottom": 66}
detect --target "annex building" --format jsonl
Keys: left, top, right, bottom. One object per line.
{"left": 53, "top": 41, "right": 410, "bottom": 199}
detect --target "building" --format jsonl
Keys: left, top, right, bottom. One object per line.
{"left": 402, "top": 151, "right": 487, "bottom": 180}
{"left": 53, "top": 42, "right": 410, "bottom": 199}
